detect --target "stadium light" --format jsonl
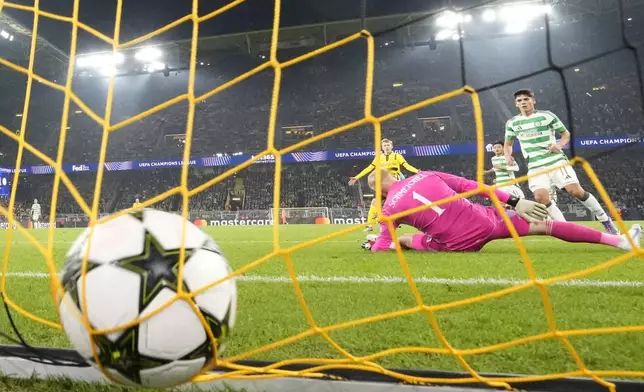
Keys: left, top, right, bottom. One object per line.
{"left": 505, "top": 22, "right": 527, "bottom": 34}
{"left": 135, "top": 47, "right": 162, "bottom": 62}
{"left": 15, "top": 113, "right": 22, "bottom": 117}
{"left": 77, "top": 53, "right": 124, "bottom": 68}
{"left": 435, "top": 29, "right": 453, "bottom": 41}
{"left": 9, "top": 35, "right": 13, "bottom": 41}
{"left": 0, "top": 30, "right": 9, "bottom": 39}
{"left": 500, "top": 3, "right": 549, "bottom": 23}
{"left": 436, "top": 11, "right": 459, "bottom": 27}
{"left": 99, "top": 67, "right": 117, "bottom": 77}
{"left": 451, "top": 33, "right": 461, "bottom": 41}
{"left": 482, "top": 9, "right": 496, "bottom": 22}
{"left": 144, "top": 62, "right": 165, "bottom": 72}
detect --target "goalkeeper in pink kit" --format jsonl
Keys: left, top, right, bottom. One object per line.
{"left": 365, "top": 170, "right": 641, "bottom": 253}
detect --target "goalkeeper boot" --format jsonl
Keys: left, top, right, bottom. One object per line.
{"left": 601, "top": 218, "right": 619, "bottom": 235}
{"left": 618, "top": 224, "right": 641, "bottom": 251}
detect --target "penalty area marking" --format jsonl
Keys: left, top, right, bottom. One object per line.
{"left": 3, "top": 271, "right": 644, "bottom": 288}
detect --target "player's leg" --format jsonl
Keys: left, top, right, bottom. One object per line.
{"left": 365, "top": 198, "right": 378, "bottom": 231}
{"left": 527, "top": 220, "right": 640, "bottom": 251}
{"left": 528, "top": 169, "right": 566, "bottom": 221}
{"left": 485, "top": 209, "right": 640, "bottom": 251}
{"left": 549, "top": 185, "right": 558, "bottom": 204}
{"left": 554, "top": 165, "right": 618, "bottom": 234}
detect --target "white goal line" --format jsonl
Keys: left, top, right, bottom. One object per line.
{"left": 4, "top": 272, "right": 643, "bottom": 288}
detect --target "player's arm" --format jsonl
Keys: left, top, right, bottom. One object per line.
{"left": 433, "top": 172, "right": 512, "bottom": 203}
{"left": 370, "top": 220, "right": 399, "bottom": 252}
{"left": 548, "top": 112, "right": 569, "bottom": 152}
{"left": 433, "top": 171, "right": 547, "bottom": 222}
{"left": 503, "top": 121, "right": 516, "bottom": 165}
{"left": 397, "top": 155, "right": 419, "bottom": 174}
{"left": 506, "top": 160, "right": 520, "bottom": 171}
{"left": 349, "top": 157, "right": 377, "bottom": 184}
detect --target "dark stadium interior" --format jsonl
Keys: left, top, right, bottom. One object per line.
{"left": 1, "top": 0, "right": 644, "bottom": 223}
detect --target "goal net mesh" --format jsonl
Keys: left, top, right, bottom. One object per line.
{"left": 0, "top": 0, "right": 643, "bottom": 390}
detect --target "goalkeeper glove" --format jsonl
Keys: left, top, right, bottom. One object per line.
{"left": 361, "top": 239, "right": 375, "bottom": 251}
{"left": 506, "top": 196, "right": 548, "bottom": 223}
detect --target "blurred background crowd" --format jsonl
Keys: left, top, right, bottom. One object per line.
{"left": 1, "top": 0, "right": 643, "bottom": 222}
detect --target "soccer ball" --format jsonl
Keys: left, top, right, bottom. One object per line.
{"left": 58, "top": 209, "right": 237, "bottom": 388}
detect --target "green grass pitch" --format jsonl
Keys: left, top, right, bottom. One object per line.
{"left": 0, "top": 222, "right": 643, "bottom": 391}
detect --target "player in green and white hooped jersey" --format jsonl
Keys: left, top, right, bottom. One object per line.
{"left": 485, "top": 141, "right": 525, "bottom": 199}
{"left": 504, "top": 89, "right": 619, "bottom": 235}
{"left": 31, "top": 198, "right": 41, "bottom": 225}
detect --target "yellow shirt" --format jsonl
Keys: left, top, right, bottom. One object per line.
{"left": 354, "top": 152, "right": 419, "bottom": 180}
{"left": 133, "top": 202, "right": 141, "bottom": 208}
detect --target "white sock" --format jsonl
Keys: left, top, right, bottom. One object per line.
{"left": 546, "top": 202, "right": 566, "bottom": 222}
{"left": 578, "top": 192, "right": 609, "bottom": 222}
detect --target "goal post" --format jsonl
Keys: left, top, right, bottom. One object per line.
{"left": 270, "top": 207, "right": 331, "bottom": 224}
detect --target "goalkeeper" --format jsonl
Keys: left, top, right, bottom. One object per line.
{"left": 364, "top": 169, "right": 641, "bottom": 253}
{"left": 349, "top": 139, "right": 418, "bottom": 231}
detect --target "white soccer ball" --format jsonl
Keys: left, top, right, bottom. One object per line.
{"left": 58, "top": 209, "right": 237, "bottom": 388}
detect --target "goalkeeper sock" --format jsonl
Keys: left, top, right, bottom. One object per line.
{"left": 545, "top": 201, "right": 566, "bottom": 222}
{"left": 577, "top": 192, "right": 610, "bottom": 222}
{"left": 546, "top": 220, "right": 620, "bottom": 247}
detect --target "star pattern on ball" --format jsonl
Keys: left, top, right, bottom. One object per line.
{"left": 118, "top": 233, "right": 193, "bottom": 310}
{"left": 93, "top": 329, "right": 170, "bottom": 384}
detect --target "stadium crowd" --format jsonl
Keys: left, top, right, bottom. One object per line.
{"left": 1, "top": 150, "right": 642, "bottom": 222}
{"left": 1, "top": 18, "right": 643, "bottom": 220}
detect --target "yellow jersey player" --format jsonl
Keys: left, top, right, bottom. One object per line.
{"left": 348, "top": 139, "right": 419, "bottom": 231}
{"left": 133, "top": 198, "right": 141, "bottom": 209}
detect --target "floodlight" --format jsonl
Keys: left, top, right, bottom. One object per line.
{"left": 435, "top": 29, "right": 453, "bottom": 41}
{"left": 436, "top": 11, "right": 459, "bottom": 28}
{"left": 99, "top": 67, "right": 117, "bottom": 77}
{"left": 145, "top": 62, "right": 165, "bottom": 72}
{"left": 505, "top": 22, "right": 527, "bottom": 34}
{"left": 482, "top": 9, "right": 496, "bottom": 22}
{"left": 135, "top": 47, "right": 162, "bottom": 62}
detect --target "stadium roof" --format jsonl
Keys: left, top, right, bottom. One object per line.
{"left": 0, "top": 12, "right": 68, "bottom": 65}
{"left": 5, "top": 0, "right": 644, "bottom": 78}
{"left": 77, "top": 0, "right": 644, "bottom": 64}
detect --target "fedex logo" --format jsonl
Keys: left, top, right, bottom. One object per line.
{"left": 72, "top": 164, "right": 90, "bottom": 172}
